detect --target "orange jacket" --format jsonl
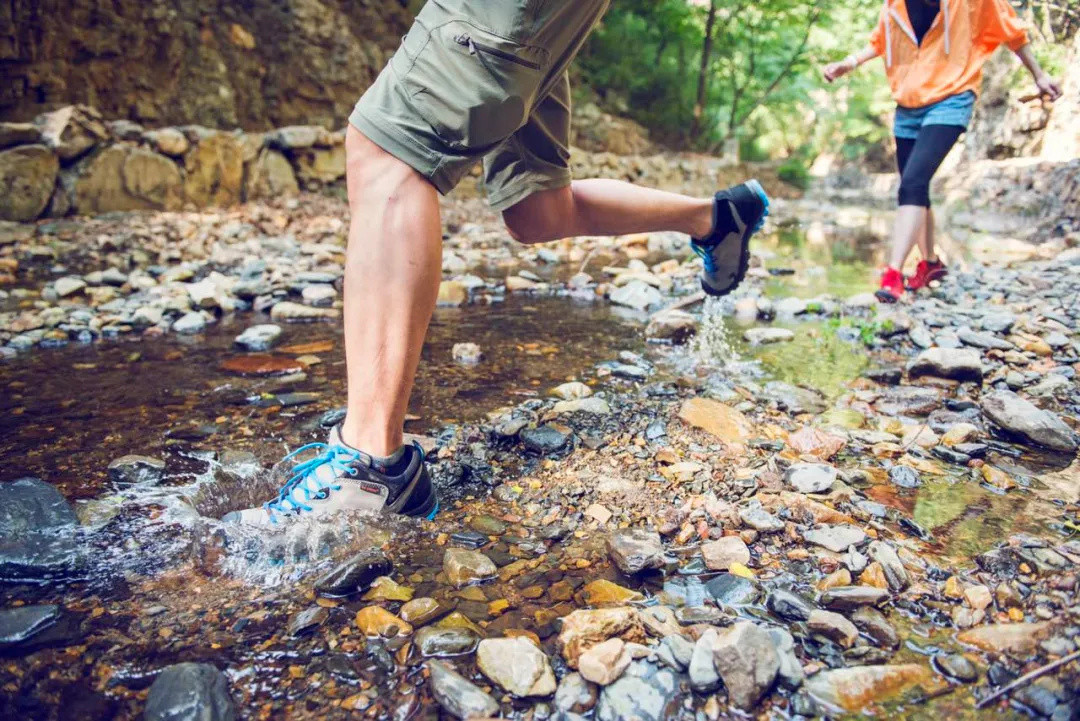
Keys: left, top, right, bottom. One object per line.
{"left": 869, "top": 0, "right": 1029, "bottom": 108}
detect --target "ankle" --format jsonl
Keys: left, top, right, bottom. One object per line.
{"left": 688, "top": 198, "right": 714, "bottom": 239}
{"left": 339, "top": 418, "right": 401, "bottom": 458}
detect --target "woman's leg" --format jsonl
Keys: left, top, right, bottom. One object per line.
{"left": 887, "top": 125, "right": 964, "bottom": 270}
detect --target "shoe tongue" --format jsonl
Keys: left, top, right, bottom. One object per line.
{"left": 327, "top": 424, "right": 373, "bottom": 468}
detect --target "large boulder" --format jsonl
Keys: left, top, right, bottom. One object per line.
{"left": 245, "top": 149, "right": 299, "bottom": 200}
{"left": 291, "top": 145, "right": 345, "bottom": 185}
{"left": 74, "top": 145, "right": 182, "bottom": 213}
{"left": 36, "top": 105, "right": 108, "bottom": 162}
{"left": 183, "top": 131, "right": 244, "bottom": 206}
{"left": 0, "top": 477, "right": 83, "bottom": 581}
{"left": 981, "top": 390, "right": 1078, "bottom": 453}
{"left": 908, "top": 348, "right": 983, "bottom": 382}
{"left": 0, "top": 144, "right": 58, "bottom": 221}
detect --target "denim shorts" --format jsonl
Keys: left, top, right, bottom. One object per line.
{"left": 894, "top": 91, "right": 976, "bottom": 140}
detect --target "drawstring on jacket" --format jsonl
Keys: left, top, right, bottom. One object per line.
{"left": 882, "top": 0, "right": 950, "bottom": 67}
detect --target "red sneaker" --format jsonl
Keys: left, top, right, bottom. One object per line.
{"left": 875, "top": 266, "right": 904, "bottom": 303}
{"left": 905, "top": 258, "right": 947, "bottom": 291}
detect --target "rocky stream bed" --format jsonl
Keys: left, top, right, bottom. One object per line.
{"left": 1, "top": 191, "right": 1079, "bottom": 720}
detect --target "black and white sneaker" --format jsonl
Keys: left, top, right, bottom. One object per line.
{"left": 222, "top": 425, "right": 438, "bottom": 527}
{"left": 691, "top": 179, "right": 770, "bottom": 297}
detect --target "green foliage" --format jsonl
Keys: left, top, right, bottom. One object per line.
{"left": 777, "top": 157, "right": 811, "bottom": 189}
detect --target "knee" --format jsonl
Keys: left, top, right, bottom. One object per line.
{"left": 502, "top": 187, "right": 574, "bottom": 244}
{"left": 898, "top": 175, "right": 931, "bottom": 207}
{"left": 345, "top": 125, "right": 423, "bottom": 199}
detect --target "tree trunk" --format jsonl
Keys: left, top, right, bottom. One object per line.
{"left": 691, "top": 0, "right": 717, "bottom": 140}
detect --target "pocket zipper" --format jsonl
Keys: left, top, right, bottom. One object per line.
{"left": 454, "top": 33, "right": 541, "bottom": 71}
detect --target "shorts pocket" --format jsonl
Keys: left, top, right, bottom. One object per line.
{"left": 403, "top": 20, "right": 548, "bottom": 152}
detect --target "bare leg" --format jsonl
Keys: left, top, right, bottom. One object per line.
{"left": 887, "top": 205, "right": 928, "bottom": 270}
{"left": 502, "top": 180, "right": 714, "bottom": 244}
{"left": 917, "top": 209, "right": 938, "bottom": 262}
{"left": 339, "top": 127, "right": 442, "bottom": 457}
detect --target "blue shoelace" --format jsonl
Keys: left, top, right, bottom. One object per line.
{"left": 692, "top": 242, "right": 718, "bottom": 273}
{"left": 263, "top": 443, "right": 364, "bottom": 523}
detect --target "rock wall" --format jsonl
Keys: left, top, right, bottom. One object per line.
{"left": 0, "top": 0, "right": 412, "bottom": 129}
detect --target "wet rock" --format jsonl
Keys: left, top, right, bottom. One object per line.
{"left": 935, "top": 654, "right": 978, "bottom": 682}
{"left": 677, "top": 397, "right": 753, "bottom": 447}
{"left": 803, "top": 525, "right": 866, "bottom": 553}
{"left": 551, "top": 381, "right": 592, "bottom": 400}
{"left": 436, "top": 280, "right": 467, "bottom": 307}
{"left": 706, "top": 574, "right": 758, "bottom": 606}
{"left": 54, "top": 276, "right": 86, "bottom": 297}
{"left": 399, "top": 598, "right": 447, "bottom": 626}
{"left": 867, "top": 541, "right": 909, "bottom": 591}
{"left": 888, "top": 465, "right": 921, "bottom": 489}
{"left": 739, "top": 502, "right": 784, "bottom": 532}
{"left": 415, "top": 626, "right": 479, "bottom": 657}
{"left": 558, "top": 607, "right": 645, "bottom": 668}
{"left": 701, "top": 536, "right": 750, "bottom": 571}
{"left": 554, "top": 672, "right": 598, "bottom": 714}
{"left": 607, "top": 528, "right": 665, "bottom": 575}
{"left": 477, "top": 637, "right": 556, "bottom": 697}
{"left": 804, "top": 664, "right": 930, "bottom": 713}
{"left": 314, "top": 550, "right": 392, "bottom": 597}
{"left": 234, "top": 324, "right": 282, "bottom": 351}
{"left": 768, "top": 628, "right": 803, "bottom": 689}
{"left": 269, "top": 301, "right": 338, "bottom": 322}
{"left": 0, "top": 477, "right": 82, "bottom": 581}
{"left": 851, "top": 607, "right": 898, "bottom": 648}
{"left": 287, "top": 607, "right": 328, "bottom": 637}
{"left": 809, "top": 609, "right": 858, "bottom": 648}
{"left": 582, "top": 579, "right": 644, "bottom": 606}
{"left": 451, "top": 342, "right": 482, "bottom": 365}
{"left": 0, "top": 604, "right": 60, "bottom": 650}
{"left": 427, "top": 660, "right": 499, "bottom": 720}
{"left": 520, "top": 424, "right": 573, "bottom": 455}
{"left": 553, "top": 397, "right": 611, "bottom": 415}
{"left": 172, "top": 311, "right": 206, "bottom": 334}
{"left": 579, "top": 637, "right": 633, "bottom": 686}
{"left": 354, "top": 606, "right": 411, "bottom": 637}
{"left": 958, "top": 328, "right": 1013, "bottom": 351}
{"left": 106, "top": 454, "right": 165, "bottom": 487}
{"left": 785, "top": 462, "right": 838, "bottom": 493}
{"left": 712, "top": 621, "right": 780, "bottom": 710}
{"left": 763, "top": 381, "right": 828, "bottom": 415}
{"left": 610, "top": 280, "right": 663, "bottom": 311}
{"left": 819, "top": 586, "right": 889, "bottom": 611}
{"left": 981, "top": 390, "right": 1078, "bottom": 453}
{"left": 443, "top": 548, "right": 497, "bottom": 587}
{"left": 956, "top": 622, "right": 1051, "bottom": 654}
{"left": 145, "top": 663, "right": 235, "bottom": 721}
{"left": 596, "top": 661, "right": 681, "bottom": 721}
{"left": 362, "top": 576, "right": 414, "bottom": 602}
{"left": 908, "top": 348, "right": 983, "bottom": 382}
{"left": 767, "top": 589, "right": 814, "bottom": 621}
{"left": 645, "top": 309, "right": 697, "bottom": 344}
{"left": 658, "top": 634, "right": 693, "bottom": 670}
{"left": 744, "top": 327, "right": 794, "bottom": 345}
{"left": 686, "top": 628, "right": 721, "bottom": 692}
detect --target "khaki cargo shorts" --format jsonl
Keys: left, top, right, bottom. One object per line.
{"left": 349, "top": 0, "right": 609, "bottom": 211}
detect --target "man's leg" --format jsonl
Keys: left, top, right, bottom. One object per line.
{"left": 501, "top": 180, "right": 714, "bottom": 244}
{"left": 339, "top": 127, "right": 442, "bottom": 457}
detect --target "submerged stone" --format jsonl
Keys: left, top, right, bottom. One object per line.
{"left": 0, "top": 604, "right": 60, "bottom": 649}
{"left": 597, "top": 660, "right": 681, "bottom": 721}
{"left": 145, "top": 663, "right": 236, "bottom": 721}
{"left": 803, "top": 664, "right": 930, "bottom": 712}
{"left": 0, "top": 477, "right": 83, "bottom": 581}
{"left": 107, "top": 454, "right": 165, "bottom": 486}
{"left": 443, "top": 548, "right": 497, "bottom": 587}
{"left": 427, "top": 660, "right": 499, "bottom": 720}
{"left": 314, "top": 550, "right": 392, "bottom": 597}
{"left": 415, "top": 626, "right": 479, "bottom": 657}
{"left": 711, "top": 621, "right": 780, "bottom": 710}
{"left": 477, "top": 637, "right": 556, "bottom": 697}
{"left": 607, "top": 528, "right": 665, "bottom": 575}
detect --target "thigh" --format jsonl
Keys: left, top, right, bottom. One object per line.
{"left": 900, "top": 125, "right": 964, "bottom": 184}
{"left": 895, "top": 137, "right": 916, "bottom": 175}
{"left": 483, "top": 72, "right": 573, "bottom": 212}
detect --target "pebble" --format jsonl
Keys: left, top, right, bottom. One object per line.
{"left": 234, "top": 323, "right": 282, "bottom": 351}
{"left": 314, "top": 550, "right": 392, "bottom": 597}
{"left": 579, "top": 637, "right": 633, "bottom": 686}
{"left": 106, "top": 454, "right": 165, "bottom": 486}
{"left": 607, "top": 528, "right": 665, "bottom": 575}
{"left": 701, "top": 536, "right": 751, "bottom": 571}
{"left": 443, "top": 548, "right": 497, "bottom": 587}
{"left": 427, "top": 660, "right": 499, "bottom": 720}
{"left": 477, "top": 637, "right": 556, "bottom": 697}
{"left": 784, "top": 462, "right": 838, "bottom": 494}
{"left": 711, "top": 621, "right": 780, "bottom": 710}
{"left": 803, "top": 525, "right": 867, "bottom": 553}
{"left": 145, "top": 663, "right": 235, "bottom": 721}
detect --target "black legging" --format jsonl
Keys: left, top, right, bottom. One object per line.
{"left": 895, "top": 124, "right": 964, "bottom": 207}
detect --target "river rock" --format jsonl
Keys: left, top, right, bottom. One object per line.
{"left": 888, "top": 465, "right": 921, "bottom": 488}
{"left": 706, "top": 573, "right": 759, "bottom": 606}
{"left": 711, "top": 621, "right": 780, "bottom": 710}
{"left": 451, "top": 342, "right": 482, "bottom": 365}
{"left": 688, "top": 628, "right": 721, "bottom": 692}
{"left": 443, "top": 548, "right": 497, "bottom": 587}
{"left": 172, "top": 311, "right": 206, "bottom": 334}
{"left": 610, "top": 280, "right": 663, "bottom": 311}
{"left": 354, "top": 606, "right": 411, "bottom": 637}
{"left": 399, "top": 597, "right": 446, "bottom": 626}
{"left": 767, "top": 589, "right": 814, "bottom": 621}
{"left": 145, "top": 128, "right": 190, "bottom": 156}
{"left": 935, "top": 654, "right": 978, "bottom": 682}
{"left": 956, "top": 622, "right": 1051, "bottom": 654}
{"left": 738, "top": 502, "right": 784, "bottom": 532}
{"left": 54, "top": 276, "right": 86, "bottom": 297}
{"left": 269, "top": 301, "right": 338, "bottom": 322}
{"left": 908, "top": 348, "right": 984, "bottom": 382}
{"left": 981, "top": 390, "right": 1078, "bottom": 452}
{"left": 958, "top": 327, "right": 1013, "bottom": 350}
{"left": 552, "top": 381, "right": 592, "bottom": 400}
{"left": 314, "top": 550, "right": 392, "bottom": 597}
{"left": 804, "top": 664, "right": 930, "bottom": 713}
{"left": 701, "top": 536, "right": 750, "bottom": 571}
{"left": 763, "top": 381, "right": 827, "bottom": 415}
{"left": 819, "top": 586, "right": 889, "bottom": 611}
{"left": 558, "top": 607, "right": 644, "bottom": 668}
{"left": 0, "top": 604, "right": 60, "bottom": 650}
{"left": 477, "top": 637, "right": 556, "bottom": 697}
{"left": 0, "top": 121, "right": 40, "bottom": 148}
{"left": 678, "top": 397, "right": 753, "bottom": 447}
{"left": 520, "top": 423, "right": 572, "bottom": 455}
{"left": 145, "top": 663, "right": 236, "bottom": 721}
{"left": 183, "top": 131, "right": 243, "bottom": 206}
{"left": 808, "top": 609, "right": 858, "bottom": 648}
{"left": 785, "top": 463, "right": 838, "bottom": 493}
{"left": 645, "top": 309, "right": 697, "bottom": 344}
{"left": 803, "top": 525, "right": 866, "bottom": 553}
{"left": 427, "top": 660, "right": 499, "bottom": 720}
{"left": 552, "top": 397, "right": 611, "bottom": 415}
{"left": 0, "top": 477, "right": 82, "bottom": 581}
{"left": 107, "top": 454, "right": 165, "bottom": 486}
{"left": 851, "top": 606, "right": 898, "bottom": 648}
{"left": 867, "top": 541, "right": 909, "bottom": 591}
{"left": 234, "top": 324, "right": 282, "bottom": 351}
{"left": 76, "top": 145, "right": 184, "bottom": 213}
{"left": 37, "top": 106, "right": 106, "bottom": 161}
{"left": 607, "top": 528, "right": 665, "bottom": 575}
{"left": 554, "top": 672, "right": 598, "bottom": 714}
{"left": 744, "top": 327, "right": 794, "bottom": 345}
{"left": 415, "top": 626, "right": 479, "bottom": 657}
{"left": 768, "top": 627, "right": 803, "bottom": 689}
{"left": 0, "top": 144, "right": 59, "bottom": 221}
{"left": 596, "top": 660, "right": 681, "bottom": 721}
{"left": 286, "top": 606, "right": 328, "bottom": 637}
{"left": 579, "top": 637, "right": 633, "bottom": 686}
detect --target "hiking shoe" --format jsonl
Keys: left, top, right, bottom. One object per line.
{"left": 691, "top": 179, "right": 770, "bottom": 297}
{"left": 222, "top": 425, "right": 438, "bottom": 527}
{"left": 876, "top": 266, "right": 905, "bottom": 303}
{"left": 905, "top": 258, "right": 947, "bottom": 291}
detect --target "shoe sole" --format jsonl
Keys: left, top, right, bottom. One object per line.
{"left": 905, "top": 269, "right": 948, "bottom": 291}
{"left": 700, "top": 179, "right": 770, "bottom": 298}
{"left": 875, "top": 289, "right": 900, "bottom": 303}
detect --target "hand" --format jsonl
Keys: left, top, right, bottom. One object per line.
{"left": 1035, "top": 73, "right": 1063, "bottom": 102}
{"left": 823, "top": 57, "right": 856, "bottom": 83}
